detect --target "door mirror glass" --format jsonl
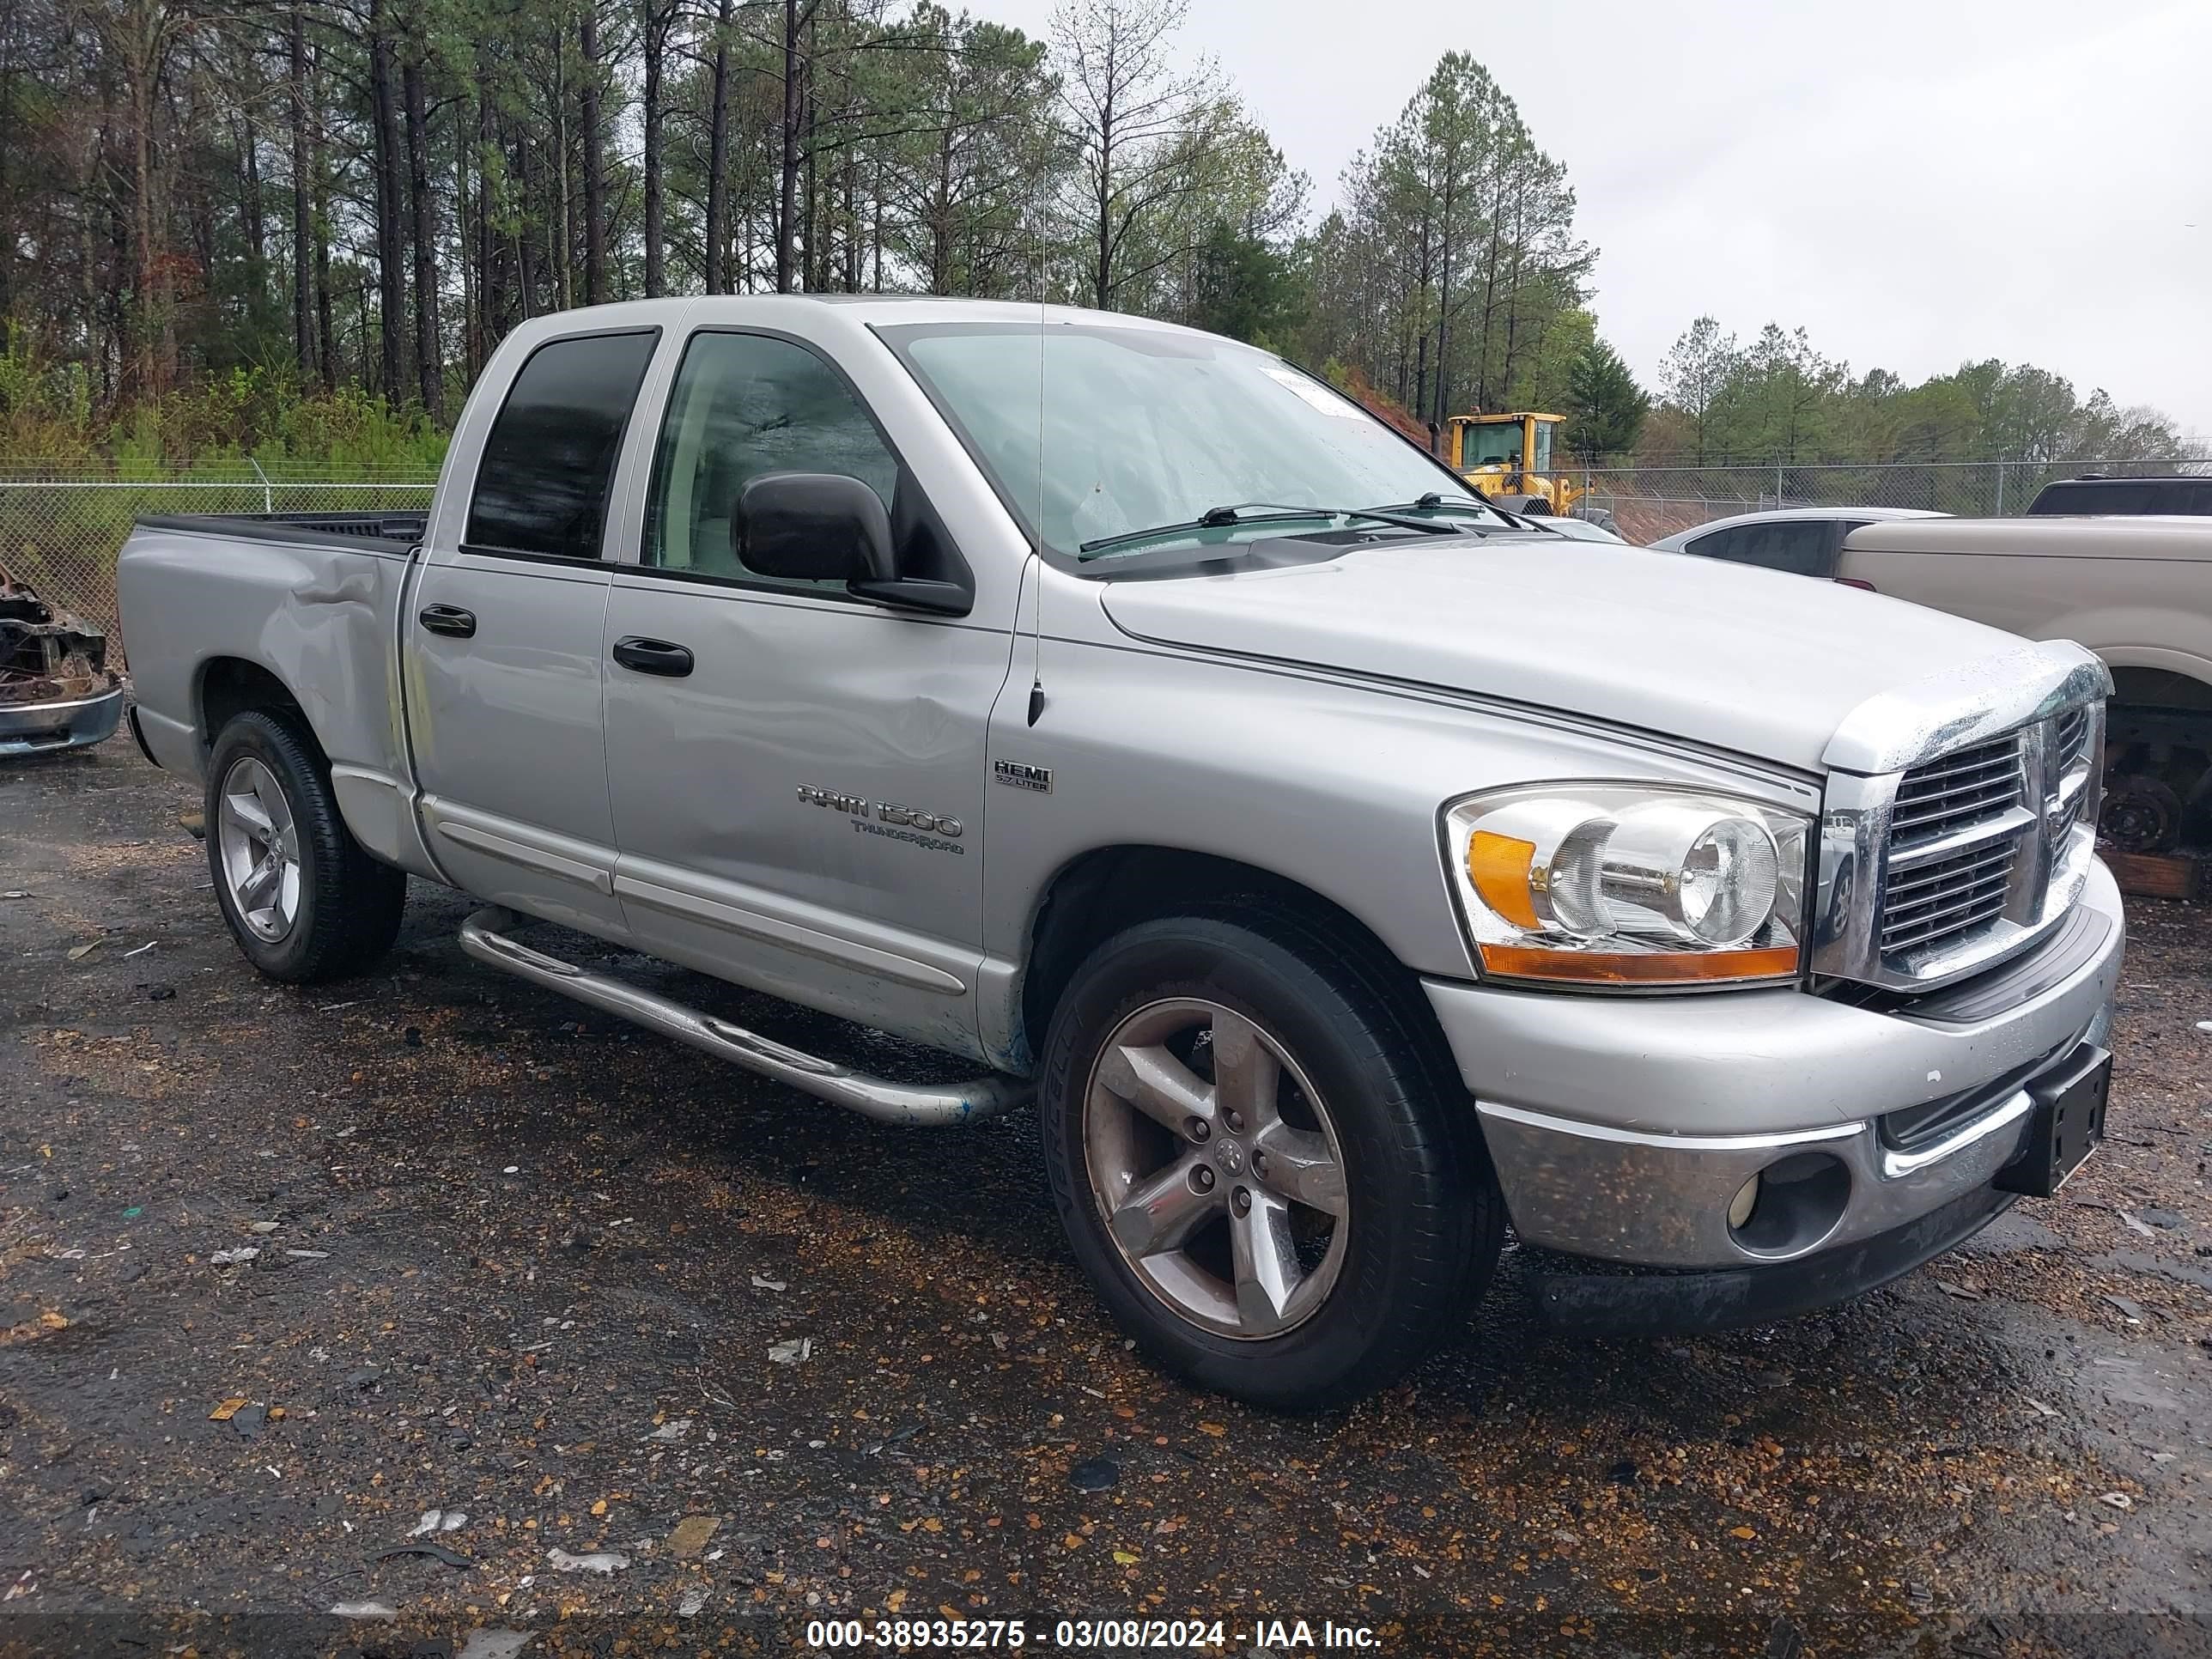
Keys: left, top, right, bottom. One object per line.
{"left": 737, "top": 471, "right": 896, "bottom": 584}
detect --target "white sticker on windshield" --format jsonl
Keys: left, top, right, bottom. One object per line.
{"left": 1260, "top": 363, "right": 1365, "bottom": 419}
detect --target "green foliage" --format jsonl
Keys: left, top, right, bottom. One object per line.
{"left": 1189, "top": 224, "right": 1307, "bottom": 346}
{"left": 1301, "top": 52, "right": 1591, "bottom": 430}
{"left": 2, "top": 0, "right": 2185, "bottom": 477}
{"left": 0, "top": 335, "right": 445, "bottom": 471}
{"left": 1511, "top": 306, "right": 1594, "bottom": 416}
{"left": 0, "top": 334, "right": 99, "bottom": 462}
{"left": 1646, "top": 318, "right": 2187, "bottom": 466}
{"left": 1564, "top": 337, "right": 1648, "bottom": 460}
{"left": 872, "top": 7, "right": 1066, "bottom": 299}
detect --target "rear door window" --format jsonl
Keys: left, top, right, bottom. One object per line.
{"left": 1684, "top": 519, "right": 1836, "bottom": 576}
{"left": 465, "top": 330, "right": 659, "bottom": 560}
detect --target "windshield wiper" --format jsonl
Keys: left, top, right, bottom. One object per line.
{"left": 1078, "top": 502, "right": 1457, "bottom": 558}
{"left": 1371, "top": 494, "right": 1506, "bottom": 529}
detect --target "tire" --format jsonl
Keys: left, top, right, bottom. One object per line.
{"left": 1036, "top": 902, "right": 1503, "bottom": 1410}
{"left": 204, "top": 710, "right": 406, "bottom": 983}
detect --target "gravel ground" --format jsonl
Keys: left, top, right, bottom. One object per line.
{"left": 3, "top": 742, "right": 2209, "bottom": 1658}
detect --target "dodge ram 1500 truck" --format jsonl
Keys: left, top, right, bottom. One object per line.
{"left": 117, "top": 297, "right": 2123, "bottom": 1408}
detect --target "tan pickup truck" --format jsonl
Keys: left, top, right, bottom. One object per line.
{"left": 1836, "top": 514, "right": 2212, "bottom": 855}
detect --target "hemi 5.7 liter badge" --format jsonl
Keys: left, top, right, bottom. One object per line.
{"left": 994, "top": 759, "right": 1053, "bottom": 793}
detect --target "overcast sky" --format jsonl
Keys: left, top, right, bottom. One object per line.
{"left": 963, "top": 0, "right": 2212, "bottom": 441}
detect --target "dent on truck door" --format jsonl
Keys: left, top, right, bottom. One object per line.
{"left": 405, "top": 328, "right": 658, "bottom": 935}
{"left": 600, "top": 327, "right": 1013, "bottom": 1051}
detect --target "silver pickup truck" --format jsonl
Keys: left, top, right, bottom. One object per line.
{"left": 118, "top": 297, "right": 2123, "bottom": 1408}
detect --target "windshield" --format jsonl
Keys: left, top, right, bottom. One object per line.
{"left": 884, "top": 321, "right": 1500, "bottom": 563}
{"left": 1462, "top": 422, "right": 1523, "bottom": 467}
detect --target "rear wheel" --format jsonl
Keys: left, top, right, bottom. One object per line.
{"left": 1037, "top": 907, "right": 1501, "bottom": 1409}
{"left": 205, "top": 711, "right": 405, "bottom": 982}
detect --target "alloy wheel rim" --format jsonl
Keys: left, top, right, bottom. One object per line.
{"left": 1083, "top": 997, "right": 1350, "bottom": 1341}
{"left": 216, "top": 757, "right": 301, "bottom": 943}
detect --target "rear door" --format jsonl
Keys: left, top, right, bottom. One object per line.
{"left": 404, "top": 327, "right": 659, "bottom": 935}
{"left": 599, "top": 325, "right": 1018, "bottom": 1048}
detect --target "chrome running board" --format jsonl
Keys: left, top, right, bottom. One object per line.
{"left": 458, "top": 906, "right": 1030, "bottom": 1126}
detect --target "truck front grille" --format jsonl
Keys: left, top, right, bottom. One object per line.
{"left": 1880, "top": 836, "right": 2017, "bottom": 955}
{"left": 1888, "top": 734, "right": 2023, "bottom": 841}
{"left": 1813, "top": 645, "right": 2105, "bottom": 994}
{"left": 1876, "top": 730, "right": 2034, "bottom": 967}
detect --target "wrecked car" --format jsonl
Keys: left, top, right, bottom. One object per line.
{"left": 0, "top": 562, "right": 125, "bottom": 757}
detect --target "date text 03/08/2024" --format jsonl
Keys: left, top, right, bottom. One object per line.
{"left": 801, "top": 1616, "right": 1382, "bottom": 1650}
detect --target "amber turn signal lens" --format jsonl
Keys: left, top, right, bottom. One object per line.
{"left": 1466, "top": 830, "right": 1540, "bottom": 930}
{"left": 1477, "top": 942, "right": 1801, "bottom": 984}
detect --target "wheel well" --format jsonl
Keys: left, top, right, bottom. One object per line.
{"left": 2103, "top": 668, "right": 2212, "bottom": 854}
{"left": 198, "top": 658, "right": 313, "bottom": 752}
{"left": 2108, "top": 665, "right": 2212, "bottom": 714}
{"left": 1019, "top": 846, "right": 1438, "bottom": 1064}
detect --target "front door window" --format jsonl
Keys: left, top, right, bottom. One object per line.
{"left": 644, "top": 331, "right": 901, "bottom": 590}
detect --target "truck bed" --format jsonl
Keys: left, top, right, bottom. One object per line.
{"left": 117, "top": 507, "right": 429, "bottom": 802}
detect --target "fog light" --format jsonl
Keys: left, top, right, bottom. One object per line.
{"left": 1731, "top": 1152, "right": 1851, "bottom": 1257}
{"left": 1728, "top": 1174, "right": 1760, "bottom": 1231}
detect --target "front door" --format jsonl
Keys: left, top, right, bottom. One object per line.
{"left": 405, "top": 327, "right": 659, "bottom": 936}
{"left": 600, "top": 327, "right": 1018, "bottom": 1050}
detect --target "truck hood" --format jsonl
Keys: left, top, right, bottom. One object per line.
{"left": 1097, "top": 536, "right": 2027, "bottom": 773}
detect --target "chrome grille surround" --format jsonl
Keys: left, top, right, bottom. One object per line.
{"left": 1812, "top": 641, "right": 2110, "bottom": 993}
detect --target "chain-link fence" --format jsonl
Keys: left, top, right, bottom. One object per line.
{"left": 1574, "top": 456, "right": 2212, "bottom": 545}
{"left": 0, "top": 463, "right": 440, "bottom": 666}
{"left": 4, "top": 454, "right": 2209, "bottom": 670}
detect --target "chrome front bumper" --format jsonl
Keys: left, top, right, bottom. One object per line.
{"left": 0, "top": 684, "right": 125, "bottom": 757}
{"left": 1425, "top": 858, "right": 2124, "bottom": 1271}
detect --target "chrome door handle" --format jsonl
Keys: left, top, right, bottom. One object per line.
{"left": 418, "top": 604, "right": 477, "bottom": 639}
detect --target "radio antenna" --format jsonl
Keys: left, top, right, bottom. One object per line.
{"left": 1027, "top": 234, "right": 1048, "bottom": 726}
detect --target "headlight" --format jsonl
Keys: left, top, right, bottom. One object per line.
{"left": 1444, "top": 785, "right": 1811, "bottom": 987}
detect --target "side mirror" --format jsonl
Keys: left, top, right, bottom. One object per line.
{"left": 735, "top": 472, "right": 896, "bottom": 584}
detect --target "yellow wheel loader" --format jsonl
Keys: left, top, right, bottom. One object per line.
{"left": 1445, "top": 412, "right": 1614, "bottom": 532}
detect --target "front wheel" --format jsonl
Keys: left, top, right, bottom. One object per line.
{"left": 1036, "top": 907, "right": 1502, "bottom": 1409}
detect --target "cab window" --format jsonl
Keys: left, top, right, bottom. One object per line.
{"left": 644, "top": 331, "right": 900, "bottom": 590}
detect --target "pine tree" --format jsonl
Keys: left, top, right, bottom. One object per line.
{"left": 1565, "top": 338, "right": 1649, "bottom": 462}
